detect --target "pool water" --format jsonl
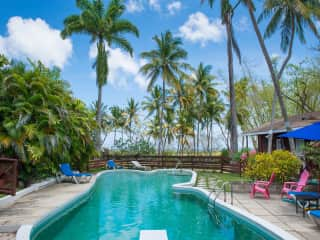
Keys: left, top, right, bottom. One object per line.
{"left": 32, "top": 171, "right": 276, "bottom": 240}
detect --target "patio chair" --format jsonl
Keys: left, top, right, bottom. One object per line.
{"left": 131, "top": 161, "right": 151, "bottom": 171}
{"left": 107, "top": 160, "right": 123, "bottom": 169}
{"left": 308, "top": 210, "right": 320, "bottom": 226}
{"left": 281, "top": 169, "right": 310, "bottom": 199}
{"left": 250, "top": 172, "right": 275, "bottom": 199}
{"left": 59, "top": 163, "right": 92, "bottom": 184}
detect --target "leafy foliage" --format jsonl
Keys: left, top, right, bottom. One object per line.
{"left": 245, "top": 150, "right": 301, "bottom": 182}
{"left": 0, "top": 55, "right": 96, "bottom": 185}
{"left": 112, "top": 138, "right": 156, "bottom": 155}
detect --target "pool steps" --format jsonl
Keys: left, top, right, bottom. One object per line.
{"left": 140, "top": 230, "right": 168, "bottom": 240}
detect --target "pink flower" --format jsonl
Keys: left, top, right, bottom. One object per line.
{"left": 249, "top": 149, "right": 256, "bottom": 156}
{"left": 240, "top": 153, "right": 248, "bottom": 160}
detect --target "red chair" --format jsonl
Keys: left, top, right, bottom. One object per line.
{"left": 250, "top": 173, "right": 276, "bottom": 199}
{"left": 281, "top": 169, "right": 310, "bottom": 199}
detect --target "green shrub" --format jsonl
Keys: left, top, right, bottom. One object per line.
{"left": 244, "top": 150, "right": 301, "bottom": 182}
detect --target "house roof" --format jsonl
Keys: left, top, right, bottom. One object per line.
{"left": 243, "top": 112, "right": 320, "bottom": 136}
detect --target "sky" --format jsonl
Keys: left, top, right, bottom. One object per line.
{"left": 0, "top": 0, "right": 319, "bottom": 109}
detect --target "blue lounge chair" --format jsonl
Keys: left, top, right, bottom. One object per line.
{"left": 107, "top": 160, "right": 123, "bottom": 169}
{"left": 59, "top": 163, "right": 92, "bottom": 184}
{"left": 308, "top": 210, "right": 320, "bottom": 226}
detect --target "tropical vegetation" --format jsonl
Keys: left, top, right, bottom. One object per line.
{"left": 0, "top": 55, "right": 96, "bottom": 186}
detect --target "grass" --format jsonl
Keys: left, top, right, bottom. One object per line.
{"left": 196, "top": 171, "right": 250, "bottom": 190}
{"left": 197, "top": 171, "right": 250, "bottom": 182}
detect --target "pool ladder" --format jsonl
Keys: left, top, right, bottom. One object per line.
{"left": 207, "top": 181, "right": 233, "bottom": 224}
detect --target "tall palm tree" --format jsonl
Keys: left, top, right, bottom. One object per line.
{"left": 243, "top": 0, "right": 320, "bottom": 151}
{"left": 140, "top": 31, "right": 190, "bottom": 154}
{"left": 125, "top": 98, "right": 139, "bottom": 141}
{"left": 203, "top": 0, "right": 241, "bottom": 155}
{"left": 191, "top": 62, "right": 217, "bottom": 154}
{"left": 61, "top": 0, "right": 139, "bottom": 150}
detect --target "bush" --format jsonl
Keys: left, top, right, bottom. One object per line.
{"left": 244, "top": 150, "right": 301, "bottom": 183}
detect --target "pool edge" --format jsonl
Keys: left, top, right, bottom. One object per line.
{"left": 17, "top": 169, "right": 298, "bottom": 240}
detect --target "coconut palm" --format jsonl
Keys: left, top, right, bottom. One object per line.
{"left": 142, "top": 86, "right": 163, "bottom": 153}
{"left": 191, "top": 62, "right": 218, "bottom": 154}
{"left": 125, "top": 98, "right": 139, "bottom": 140}
{"left": 140, "top": 31, "right": 190, "bottom": 154}
{"left": 61, "top": 0, "right": 139, "bottom": 150}
{"left": 202, "top": 0, "right": 241, "bottom": 155}
{"left": 243, "top": 0, "right": 320, "bottom": 151}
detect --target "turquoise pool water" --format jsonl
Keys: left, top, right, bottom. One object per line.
{"left": 32, "top": 171, "right": 277, "bottom": 240}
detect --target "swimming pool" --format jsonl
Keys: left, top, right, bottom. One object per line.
{"left": 26, "top": 170, "right": 294, "bottom": 240}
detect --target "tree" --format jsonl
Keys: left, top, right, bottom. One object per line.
{"left": 61, "top": 0, "right": 139, "bottom": 150}
{"left": 125, "top": 98, "right": 140, "bottom": 141}
{"left": 243, "top": 0, "right": 320, "bottom": 151}
{"left": 191, "top": 62, "right": 217, "bottom": 154}
{"left": 0, "top": 56, "right": 96, "bottom": 184}
{"left": 203, "top": 0, "right": 242, "bottom": 156}
{"left": 140, "top": 31, "right": 190, "bottom": 153}
{"left": 142, "top": 86, "right": 162, "bottom": 153}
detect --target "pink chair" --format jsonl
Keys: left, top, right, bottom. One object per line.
{"left": 250, "top": 173, "right": 276, "bottom": 199}
{"left": 281, "top": 169, "right": 310, "bottom": 199}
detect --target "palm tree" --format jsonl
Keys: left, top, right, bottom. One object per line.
{"left": 203, "top": 0, "right": 241, "bottom": 155}
{"left": 61, "top": 0, "right": 139, "bottom": 150}
{"left": 110, "top": 106, "right": 125, "bottom": 145}
{"left": 140, "top": 31, "right": 190, "bottom": 154}
{"left": 142, "top": 86, "right": 163, "bottom": 153}
{"left": 243, "top": 0, "right": 320, "bottom": 151}
{"left": 191, "top": 62, "right": 217, "bottom": 154}
{"left": 125, "top": 98, "right": 139, "bottom": 141}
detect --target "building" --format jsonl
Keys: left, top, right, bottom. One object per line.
{"left": 243, "top": 112, "right": 320, "bottom": 153}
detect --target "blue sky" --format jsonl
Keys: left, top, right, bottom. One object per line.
{"left": 0, "top": 0, "right": 319, "bottom": 110}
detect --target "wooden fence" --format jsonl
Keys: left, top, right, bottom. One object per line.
{"left": 0, "top": 158, "right": 18, "bottom": 195}
{"left": 88, "top": 155, "right": 244, "bottom": 175}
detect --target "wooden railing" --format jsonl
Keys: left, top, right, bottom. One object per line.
{"left": 88, "top": 155, "right": 244, "bottom": 175}
{"left": 0, "top": 158, "right": 18, "bottom": 195}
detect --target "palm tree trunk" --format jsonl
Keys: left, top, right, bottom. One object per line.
{"left": 96, "top": 84, "right": 103, "bottom": 150}
{"left": 268, "top": 91, "right": 277, "bottom": 153}
{"left": 246, "top": 2, "right": 295, "bottom": 151}
{"left": 159, "top": 79, "right": 165, "bottom": 154}
{"left": 226, "top": 14, "right": 238, "bottom": 156}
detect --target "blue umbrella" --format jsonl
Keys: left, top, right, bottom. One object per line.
{"left": 279, "top": 122, "right": 320, "bottom": 141}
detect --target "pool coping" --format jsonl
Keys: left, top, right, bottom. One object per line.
{"left": 16, "top": 169, "right": 298, "bottom": 240}
{"left": 0, "top": 178, "right": 57, "bottom": 209}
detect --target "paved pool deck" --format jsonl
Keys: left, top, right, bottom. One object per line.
{"left": 0, "top": 173, "right": 319, "bottom": 240}
{"left": 197, "top": 178, "right": 320, "bottom": 240}
{"left": 0, "top": 178, "right": 94, "bottom": 240}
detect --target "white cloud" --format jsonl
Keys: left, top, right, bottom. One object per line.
{"left": 235, "top": 16, "right": 250, "bottom": 32}
{"left": 0, "top": 17, "right": 72, "bottom": 68}
{"left": 126, "top": 0, "right": 144, "bottom": 13}
{"left": 149, "top": 0, "right": 161, "bottom": 11}
{"left": 179, "top": 12, "right": 225, "bottom": 47}
{"left": 89, "top": 43, "right": 148, "bottom": 90}
{"left": 167, "top": 1, "right": 181, "bottom": 15}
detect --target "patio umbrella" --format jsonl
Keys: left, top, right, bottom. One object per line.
{"left": 280, "top": 122, "right": 320, "bottom": 192}
{"left": 279, "top": 122, "right": 320, "bottom": 141}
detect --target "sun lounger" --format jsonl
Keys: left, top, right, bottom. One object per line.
{"left": 131, "top": 161, "right": 151, "bottom": 171}
{"left": 59, "top": 163, "right": 92, "bottom": 184}
{"left": 107, "top": 160, "right": 123, "bottom": 169}
{"left": 308, "top": 210, "right": 320, "bottom": 226}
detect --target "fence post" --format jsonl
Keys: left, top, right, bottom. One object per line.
{"left": 220, "top": 157, "right": 224, "bottom": 173}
